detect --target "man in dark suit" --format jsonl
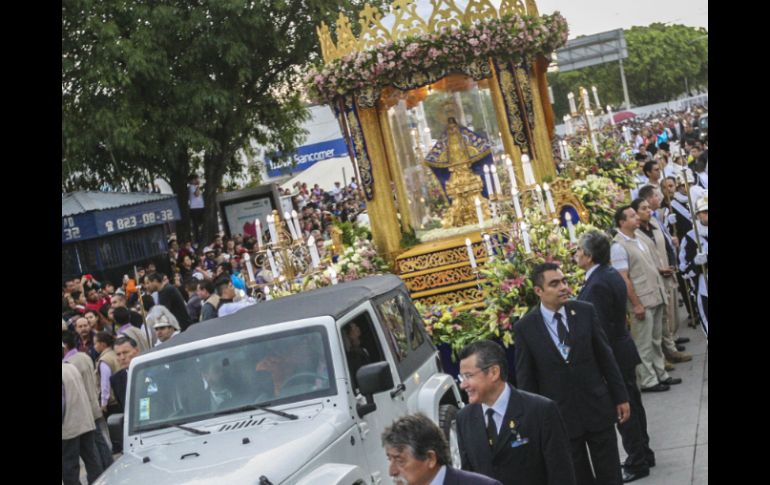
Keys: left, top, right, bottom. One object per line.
{"left": 575, "top": 230, "right": 655, "bottom": 482}
{"left": 382, "top": 413, "right": 502, "bottom": 485}
{"left": 456, "top": 340, "right": 575, "bottom": 485}
{"left": 515, "top": 263, "right": 630, "bottom": 485}
{"left": 109, "top": 335, "right": 141, "bottom": 412}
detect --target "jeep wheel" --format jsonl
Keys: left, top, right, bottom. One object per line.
{"left": 439, "top": 404, "right": 461, "bottom": 467}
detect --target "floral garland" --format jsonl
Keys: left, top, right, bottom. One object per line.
{"left": 305, "top": 12, "right": 569, "bottom": 104}
{"left": 333, "top": 237, "right": 391, "bottom": 282}
{"left": 568, "top": 175, "right": 627, "bottom": 231}
{"left": 415, "top": 302, "right": 490, "bottom": 359}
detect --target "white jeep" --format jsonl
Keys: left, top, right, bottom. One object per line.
{"left": 97, "top": 275, "right": 463, "bottom": 485}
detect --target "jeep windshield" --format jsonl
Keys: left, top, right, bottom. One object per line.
{"left": 128, "top": 326, "right": 336, "bottom": 434}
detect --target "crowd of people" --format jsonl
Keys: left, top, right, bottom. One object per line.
{"left": 62, "top": 105, "right": 707, "bottom": 484}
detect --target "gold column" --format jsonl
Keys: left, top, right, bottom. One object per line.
{"left": 357, "top": 103, "right": 403, "bottom": 261}
{"left": 378, "top": 104, "right": 414, "bottom": 233}
{"left": 526, "top": 64, "right": 557, "bottom": 181}
{"left": 488, "top": 59, "right": 526, "bottom": 189}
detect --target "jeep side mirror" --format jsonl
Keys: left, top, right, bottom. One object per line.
{"left": 355, "top": 362, "right": 394, "bottom": 418}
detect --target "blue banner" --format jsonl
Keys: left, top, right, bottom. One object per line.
{"left": 62, "top": 198, "right": 181, "bottom": 244}
{"left": 265, "top": 138, "right": 348, "bottom": 178}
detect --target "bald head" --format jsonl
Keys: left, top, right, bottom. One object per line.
{"left": 75, "top": 317, "right": 91, "bottom": 339}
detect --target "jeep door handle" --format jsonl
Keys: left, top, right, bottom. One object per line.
{"left": 390, "top": 383, "right": 406, "bottom": 399}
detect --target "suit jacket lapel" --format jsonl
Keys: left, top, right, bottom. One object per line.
{"left": 564, "top": 301, "right": 581, "bottom": 361}
{"left": 532, "top": 307, "right": 567, "bottom": 363}
{"left": 492, "top": 384, "right": 525, "bottom": 456}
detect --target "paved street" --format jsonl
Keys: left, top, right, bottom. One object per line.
{"left": 617, "top": 323, "right": 708, "bottom": 484}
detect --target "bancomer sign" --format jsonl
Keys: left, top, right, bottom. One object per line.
{"left": 266, "top": 138, "right": 348, "bottom": 178}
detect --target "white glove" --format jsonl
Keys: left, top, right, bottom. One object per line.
{"left": 667, "top": 214, "right": 677, "bottom": 225}
{"left": 693, "top": 252, "right": 707, "bottom": 265}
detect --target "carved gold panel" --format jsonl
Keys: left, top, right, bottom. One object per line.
{"left": 413, "top": 286, "right": 486, "bottom": 306}
{"left": 397, "top": 241, "right": 486, "bottom": 274}
{"left": 403, "top": 265, "right": 479, "bottom": 292}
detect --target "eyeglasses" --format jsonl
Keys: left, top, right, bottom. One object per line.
{"left": 457, "top": 365, "right": 492, "bottom": 383}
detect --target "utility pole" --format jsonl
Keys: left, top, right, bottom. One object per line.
{"left": 619, "top": 57, "right": 631, "bottom": 110}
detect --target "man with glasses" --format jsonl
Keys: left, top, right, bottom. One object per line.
{"left": 455, "top": 340, "right": 575, "bottom": 485}
{"left": 514, "top": 263, "right": 629, "bottom": 485}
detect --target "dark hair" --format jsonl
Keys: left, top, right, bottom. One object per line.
{"left": 71, "top": 290, "right": 82, "bottom": 302}
{"left": 184, "top": 278, "right": 199, "bottom": 292}
{"left": 141, "top": 294, "right": 155, "bottom": 312}
{"left": 643, "top": 160, "right": 658, "bottom": 176}
{"left": 381, "top": 414, "right": 451, "bottom": 466}
{"left": 62, "top": 330, "right": 77, "bottom": 350}
{"left": 458, "top": 340, "right": 509, "bottom": 381}
{"left": 658, "top": 141, "right": 670, "bottom": 152}
{"left": 637, "top": 185, "right": 657, "bottom": 201}
{"left": 530, "top": 262, "right": 561, "bottom": 289}
{"left": 630, "top": 198, "right": 647, "bottom": 212}
{"left": 614, "top": 205, "right": 633, "bottom": 228}
{"left": 198, "top": 279, "right": 215, "bottom": 294}
{"left": 114, "top": 335, "right": 138, "bottom": 348}
{"left": 113, "top": 307, "right": 131, "bottom": 326}
{"left": 147, "top": 272, "right": 165, "bottom": 283}
{"left": 94, "top": 331, "right": 115, "bottom": 347}
{"left": 214, "top": 276, "right": 232, "bottom": 296}
{"left": 578, "top": 230, "right": 611, "bottom": 265}
{"left": 217, "top": 262, "right": 232, "bottom": 274}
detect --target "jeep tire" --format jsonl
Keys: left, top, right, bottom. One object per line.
{"left": 438, "top": 404, "right": 461, "bottom": 467}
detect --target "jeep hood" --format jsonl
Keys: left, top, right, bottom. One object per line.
{"left": 95, "top": 406, "right": 352, "bottom": 485}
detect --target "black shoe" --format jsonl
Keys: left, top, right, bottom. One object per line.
{"left": 661, "top": 377, "right": 682, "bottom": 385}
{"left": 641, "top": 383, "right": 670, "bottom": 392}
{"left": 623, "top": 469, "right": 650, "bottom": 482}
{"left": 675, "top": 337, "right": 690, "bottom": 344}
{"left": 675, "top": 344, "right": 686, "bottom": 351}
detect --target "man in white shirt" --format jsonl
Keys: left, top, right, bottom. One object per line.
{"left": 611, "top": 206, "right": 681, "bottom": 392}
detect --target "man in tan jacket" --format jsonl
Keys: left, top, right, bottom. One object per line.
{"left": 611, "top": 206, "right": 682, "bottom": 393}
{"left": 62, "top": 361, "right": 105, "bottom": 484}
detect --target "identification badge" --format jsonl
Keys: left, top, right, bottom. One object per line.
{"left": 558, "top": 343, "right": 570, "bottom": 359}
{"left": 511, "top": 437, "right": 530, "bottom": 448}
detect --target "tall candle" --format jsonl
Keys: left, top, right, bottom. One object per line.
{"left": 562, "top": 140, "right": 570, "bottom": 161}
{"left": 291, "top": 210, "right": 302, "bottom": 239}
{"left": 255, "top": 219, "right": 263, "bottom": 249}
{"left": 284, "top": 212, "right": 298, "bottom": 240}
{"left": 565, "top": 212, "right": 577, "bottom": 243}
{"left": 511, "top": 189, "right": 523, "bottom": 219}
{"left": 328, "top": 266, "right": 338, "bottom": 285}
{"left": 475, "top": 197, "right": 484, "bottom": 227}
{"left": 490, "top": 165, "right": 502, "bottom": 196}
{"left": 592, "top": 86, "right": 601, "bottom": 112}
{"left": 607, "top": 105, "right": 615, "bottom": 126}
{"left": 243, "top": 252, "right": 256, "bottom": 283}
{"left": 264, "top": 285, "right": 272, "bottom": 301}
{"left": 543, "top": 183, "right": 556, "bottom": 214}
{"left": 521, "top": 223, "right": 532, "bottom": 253}
{"left": 307, "top": 236, "right": 321, "bottom": 268}
{"left": 623, "top": 125, "right": 631, "bottom": 144}
{"left": 564, "top": 115, "right": 573, "bottom": 135}
{"left": 266, "top": 215, "right": 278, "bottom": 245}
{"left": 267, "top": 248, "right": 280, "bottom": 277}
{"left": 465, "top": 238, "right": 477, "bottom": 268}
{"left": 590, "top": 133, "right": 599, "bottom": 153}
{"left": 505, "top": 155, "right": 518, "bottom": 190}
{"left": 483, "top": 234, "right": 495, "bottom": 261}
{"left": 567, "top": 92, "right": 576, "bottom": 114}
{"left": 522, "top": 154, "right": 535, "bottom": 186}
{"left": 558, "top": 141, "right": 566, "bottom": 160}
{"left": 581, "top": 87, "right": 591, "bottom": 111}
{"left": 483, "top": 165, "right": 494, "bottom": 196}
{"left": 535, "top": 184, "right": 547, "bottom": 214}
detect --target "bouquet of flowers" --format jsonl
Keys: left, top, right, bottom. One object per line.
{"left": 414, "top": 302, "right": 493, "bottom": 359}
{"left": 333, "top": 236, "right": 391, "bottom": 282}
{"left": 479, "top": 209, "right": 596, "bottom": 342}
{"left": 569, "top": 175, "right": 627, "bottom": 231}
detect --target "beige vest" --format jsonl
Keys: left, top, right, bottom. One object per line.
{"left": 97, "top": 348, "right": 121, "bottom": 408}
{"left": 62, "top": 363, "right": 96, "bottom": 440}
{"left": 613, "top": 231, "right": 668, "bottom": 309}
{"left": 64, "top": 352, "right": 102, "bottom": 420}
{"left": 647, "top": 218, "right": 677, "bottom": 290}
{"left": 201, "top": 294, "right": 220, "bottom": 321}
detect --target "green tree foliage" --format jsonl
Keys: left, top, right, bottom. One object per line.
{"left": 63, "top": 0, "right": 376, "bottom": 244}
{"left": 549, "top": 23, "right": 707, "bottom": 118}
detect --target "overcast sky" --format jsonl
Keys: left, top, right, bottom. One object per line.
{"left": 534, "top": 0, "right": 707, "bottom": 38}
